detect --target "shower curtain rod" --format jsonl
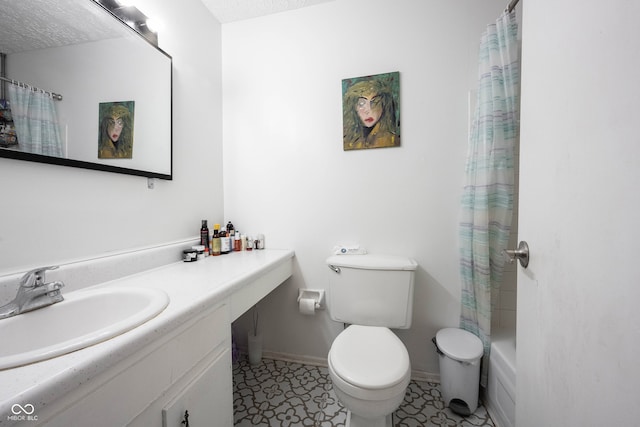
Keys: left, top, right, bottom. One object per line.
{"left": 506, "top": 0, "right": 520, "bottom": 13}
{"left": 0, "top": 76, "right": 63, "bottom": 101}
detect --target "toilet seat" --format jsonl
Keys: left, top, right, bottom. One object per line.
{"left": 329, "top": 325, "right": 410, "bottom": 390}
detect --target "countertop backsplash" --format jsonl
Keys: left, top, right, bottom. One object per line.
{"left": 0, "top": 238, "right": 199, "bottom": 306}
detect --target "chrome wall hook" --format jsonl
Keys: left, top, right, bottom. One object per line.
{"left": 502, "top": 241, "right": 530, "bottom": 268}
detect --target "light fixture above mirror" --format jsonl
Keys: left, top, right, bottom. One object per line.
{"left": 96, "top": 0, "right": 159, "bottom": 47}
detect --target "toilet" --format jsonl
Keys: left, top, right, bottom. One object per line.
{"left": 326, "top": 254, "right": 418, "bottom": 427}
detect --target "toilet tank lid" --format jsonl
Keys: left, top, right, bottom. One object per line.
{"left": 326, "top": 254, "right": 417, "bottom": 271}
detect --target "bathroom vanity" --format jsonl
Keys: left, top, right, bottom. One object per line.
{"left": 0, "top": 248, "right": 294, "bottom": 426}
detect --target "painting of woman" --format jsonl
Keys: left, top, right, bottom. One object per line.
{"left": 98, "top": 101, "right": 134, "bottom": 159}
{"left": 342, "top": 72, "right": 400, "bottom": 150}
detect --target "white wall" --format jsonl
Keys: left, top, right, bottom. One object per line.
{"left": 0, "top": 0, "right": 223, "bottom": 275}
{"left": 222, "top": 0, "right": 506, "bottom": 374}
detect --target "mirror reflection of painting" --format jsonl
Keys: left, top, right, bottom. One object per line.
{"left": 98, "top": 101, "right": 135, "bottom": 159}
{"left": 342, "top": 71, "right": 400, "bottom": 151}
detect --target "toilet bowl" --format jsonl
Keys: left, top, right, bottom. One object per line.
{"left": 328, "top": 325, "right": 411, "bottom": 427}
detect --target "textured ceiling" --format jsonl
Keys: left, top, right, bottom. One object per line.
{"left": 200, "top": 0, "right": 335, "bottom": 24}
{"left": 0, "top": 0, "right": 127, "bottom": 54}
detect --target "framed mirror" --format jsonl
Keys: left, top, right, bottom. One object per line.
{"left": 0, "top": 0, "right": 172, "bottom": 179}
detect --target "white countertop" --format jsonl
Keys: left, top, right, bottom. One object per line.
{"left": 0, "top": 248, "right": 294, "bottom": 423}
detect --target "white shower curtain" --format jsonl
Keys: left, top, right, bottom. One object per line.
{"left": 459, "top": 10, "right": 519, "bottom": 386}
{"left": 8, "top": 84, "right": 63, "bottom": 157}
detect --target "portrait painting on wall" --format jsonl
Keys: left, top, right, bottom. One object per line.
{"left": 98, "top": 100, "right": 135, "bottom": 159}
{"left": 342, "top": 71, "right": 400, "bottom": 151}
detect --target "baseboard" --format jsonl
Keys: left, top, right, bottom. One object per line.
{"left": 258, "top": 350, "right": 440, "bottom": 383}
{"left": 411, "top": 369, "right": 440, "bottom": 383}
{"left": 260, "top": 350, "right": 329, "bottom": 367}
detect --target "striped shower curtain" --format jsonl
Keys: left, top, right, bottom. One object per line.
{"left": 459, "top": 10, "right": 519, "bottom": 386}
{"left": 8, "top": 84, "right": 63, "bottom": 157}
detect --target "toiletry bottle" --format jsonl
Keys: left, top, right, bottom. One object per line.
{"left": 211, "top": 224, "right": 221, "bottom": 256}
{"left": 226, "top": 221, "right": 235, "bottom": 250}
{"left": 246, "top": 235, "right": 253, "bottom": 251}
{"left": 220, "top": 228, "right": 230, "bottom": 254}
{"left": 200, "top": 220, "right": 210, "bottom": 250}
{"left": 234, "top": 230, "right": 242, "bottom": 252}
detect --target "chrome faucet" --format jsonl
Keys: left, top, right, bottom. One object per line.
{"left": 0, "top": 266, "right": 65, "bottom": 319}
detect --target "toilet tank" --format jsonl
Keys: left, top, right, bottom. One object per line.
{"left": 326, "top": 254, "right": 418, "bottom": 329}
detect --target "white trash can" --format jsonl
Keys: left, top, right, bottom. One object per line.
{"left": 433, "top": 328, "right": 484, "bottom": 416}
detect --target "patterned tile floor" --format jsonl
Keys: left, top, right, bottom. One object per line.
{"left": 233, "top": 358, "right": 495, "bottom": 427}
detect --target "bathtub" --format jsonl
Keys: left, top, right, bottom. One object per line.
{"left": 486, "top": 329, "right": 516, "bottom": 427}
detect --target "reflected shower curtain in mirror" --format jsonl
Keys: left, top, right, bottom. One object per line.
{"left": 7, "top": 84, "right": 63, "bottom": 157}
{"left": 459, "top": 10, "right": 519, "bottom": 386}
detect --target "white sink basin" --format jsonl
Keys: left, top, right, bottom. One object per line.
{"left": 0, "top": 287, "right": 169, "bottom": 370}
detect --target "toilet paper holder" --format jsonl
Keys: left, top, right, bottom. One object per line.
{"left": 297, "top": 289, "right": 325, "bottom": 310}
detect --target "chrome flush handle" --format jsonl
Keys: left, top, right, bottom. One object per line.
{"left": 328, "top": 265, "right": 341, "bottom": 274}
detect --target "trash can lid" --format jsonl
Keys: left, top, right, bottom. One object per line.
{"left": 436, "top": 328, "right": 484, "bottom": 362}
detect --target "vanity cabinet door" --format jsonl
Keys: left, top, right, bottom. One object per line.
{"left": 162, "top": 347, "right": 232, "bottom": 427}
{"left": 43, "top": 303, "right": 232, "bottom": 427}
